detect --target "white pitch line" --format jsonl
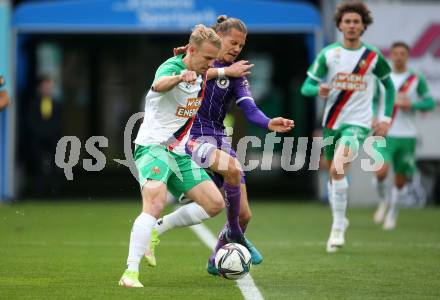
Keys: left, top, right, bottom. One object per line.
{"left": 5, "top": 240, "right": 440, "bottom": 250}
{"left": 190, "top": 224, "right": 264, "bottom": 300}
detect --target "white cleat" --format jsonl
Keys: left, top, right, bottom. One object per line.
{"left": 326, "top": 218, "right": 349, "bottom": 253}
{"left": 383, "top": 212, "right": 397, "bottom": 231}
{"left": 374, "top": 202, "right": 388, "bottom": 224}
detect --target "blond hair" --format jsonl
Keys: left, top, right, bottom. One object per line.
{"left": 189, "top": 24, "right": 222, "bottom": 50}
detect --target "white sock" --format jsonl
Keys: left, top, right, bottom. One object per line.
{"left": 330, "top": 178, "right": 349, "bottom": 230}
{"left": 126, "top": 212, "right": 156, "bottom": 272}
{"left": 327, "top": 180, "right": 332, "bottom": 204}
{"left": 373, "top": 177, "right": 387, "bottom": 201}
{"left": 166, "top": 191, "right": 178, "bottom": 205}
{"left": 388, "top": 185, "right": 406, "bottom": 218}
{"left": 155, "top": 202, "right": 210, "bottom": 235}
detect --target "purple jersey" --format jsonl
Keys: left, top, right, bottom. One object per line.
{"left": 190, "top": 60, "right": 253, "bottom": 137}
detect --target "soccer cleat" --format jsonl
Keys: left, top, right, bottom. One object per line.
{"left": 223, "top": 229, "right": 262, "bottom": 265}
{"left": 119, "top": 270, "right": 143, "bottom": 288}
{"left": 206, "top": 258, "right": 220, "bottom": 276}
{"left": 326, "top": 218, "right": 349, "bottom": 253}
{"left": 383, "top": 210, "right": 397, "bottom": 230}
{"left": 144, "top": 228, "right": 160, "bottom": 267}
{"left": 244, "top": 237, "right": 263, "bottom": 265}
{"left": 374, "top": 201, "right": 388, "bottom": 224}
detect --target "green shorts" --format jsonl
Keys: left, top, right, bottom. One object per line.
{"left": 373, "top": 136, "right": 416, "bottom": 176}
{"left": 134, "top": 144, "right": 211, "bottom": 197}
{"left": 323, "top": 124, "right": 369, "bottom": 161}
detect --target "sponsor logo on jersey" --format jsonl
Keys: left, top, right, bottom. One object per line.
{"left": 334, "top": 72, "right": 367, "bottom": 91}
{"left": 333, "top": 48, "right": 342, "bottom": 64}
{"left": 241, "top": 79, "right": 251, "bottom": 93}
{"left": 175, "top": 97, "right": 202, "bottom": 118}
{"left": 216, "top": 77, "right": 230, "bottom": 89}
{"left": 152, "top": 166, "right": 161, "bottom": 174}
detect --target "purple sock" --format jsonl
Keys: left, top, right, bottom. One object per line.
{"left": 239, "top": 174, "right": 247, "bottom": 233}
{"left": 223, "top": 182, "right": 242, "bottom": 238}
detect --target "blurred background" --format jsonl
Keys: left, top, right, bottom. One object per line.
{"left": 0, "top": 0, "right": 439, "bottom": 204}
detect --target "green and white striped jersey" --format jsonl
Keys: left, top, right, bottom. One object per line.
{"left": 376, "top": 70, "right": 431, "bottom": 137}
{"left": 308, "top": 42, "right": 391, "bottom": 130}
{"left": 134, "top": 55, "right": 205, "bottom": 155}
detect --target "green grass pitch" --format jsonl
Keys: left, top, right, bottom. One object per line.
{"left": 0, "top": 200, "right": 439, "bottom": 299}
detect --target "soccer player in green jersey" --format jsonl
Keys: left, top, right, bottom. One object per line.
{"left": 119, "top": 25, "right": 224, "bottom": 288}
{"left": 301, "top": 1, "right": 395, "bottom": 253}
{"left": 144, "top": 16, "right": 293, "bottom": 274}
{"left": 372, "top": 42, "right": 435, "bottom": 230}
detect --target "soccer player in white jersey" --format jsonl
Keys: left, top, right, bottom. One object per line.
{"left": 372, "top": 42, "right": 435, "bottom": 230}
{"left": 301, "top": 1, "right": 395, "bottom": 253}
{"left": 119, "top": 25, "right": 224, "bottom": 288}
{"left": 144, "top": 16, "right": 293, "bottom": 274}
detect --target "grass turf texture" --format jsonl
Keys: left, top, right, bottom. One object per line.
{"left": 0, "top": 201, "right": 439, "bottom": 299}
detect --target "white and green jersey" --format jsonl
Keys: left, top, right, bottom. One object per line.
{"left": 380, "top": 70, "right": 431, "bottom": 137}
{"left": 308, "top": 42, "right": 391, "bottom": 130}
{"left": 134, "top": 55, "right": 205, "bottom": 155}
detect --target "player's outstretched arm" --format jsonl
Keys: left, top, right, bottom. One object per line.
{"left": 268, "top": 117, "right": 295, "bottom": 133}
{"left": 152, "top": 71, "right": 197, "bottom": 93}
{"left": 237, "top": 98, "right": 294, "bottom": 132}
{"left": 206, "top": 60, "right": 254, "bottom": 80}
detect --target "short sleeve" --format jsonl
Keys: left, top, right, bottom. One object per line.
{"left": 154, "top": 62, "right": 182, "bottom": 81}
{"left": 307, "top": 50, "right": 328, "bottom": 81}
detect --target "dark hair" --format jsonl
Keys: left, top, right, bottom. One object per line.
{"left": 334, "top": 1, "right": 373, "bottom": 30}
{"left": 391, "top": 41, "right": 410, "bottom": 52}
{"left": 212, "top": 15, "right": 247, "bottom": 35}
{"left": 37, "top": 74, "right": 52, "bottom": 86}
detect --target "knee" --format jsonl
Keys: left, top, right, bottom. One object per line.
{"left": 142, "top": 193, "right": 166, "bottom": 217}
{"left": 394, "top": 173, "right": 407, "bottom": 189}
{"left": 395, "top": 176, "right": 406, "bottom": 189}
{"left": 376, "top": 165, "right": 389, "bottom": 181}
{"left": 329, "top": 165, "right": 344, "bottom": 180}
{"left": 395, "top": 182, "right": 405, "bottom": 189}
{"left": 225, "top": 161, "right": 242, "bottom": 185}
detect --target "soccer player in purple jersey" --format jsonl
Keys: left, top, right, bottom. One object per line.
{"left": 147, "top": 16, "right": 294, "bottom": 275}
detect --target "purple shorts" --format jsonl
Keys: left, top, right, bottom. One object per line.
{"left": 185, "top": 135, "right": 245, "bottom": 188}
